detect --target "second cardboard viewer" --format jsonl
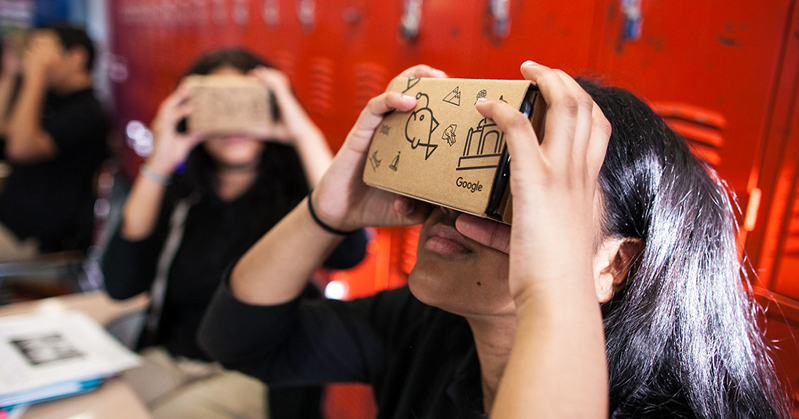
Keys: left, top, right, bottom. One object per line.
{"left": 363, "top": 77, "right": 544, "bottom": 224}
{"left": 184, "top": 75, "right": 274, "bottom": 137}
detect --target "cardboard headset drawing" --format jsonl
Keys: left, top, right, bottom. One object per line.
{"left": 363, "top": 77, "right": 545, "bottom": 225}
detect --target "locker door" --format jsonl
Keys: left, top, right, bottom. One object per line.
{"left": 750, "top": 1, "right": 799, "bottom": 298}
{"left": 590, "top": 0, "right": 791, "bottom": 198}
{"left": 472, "top": 0, "right": 600, "bottom": 79}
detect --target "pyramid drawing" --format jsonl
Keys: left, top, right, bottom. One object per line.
{"left": 443, "top": 86, "right": 461, "bottom": 106}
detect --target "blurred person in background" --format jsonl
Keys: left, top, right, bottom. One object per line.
{"left": 0, "top": 25, "right": 108, "bottom": 259}
{"left": 102, "top": 48, "right": 367, "bottom": 419}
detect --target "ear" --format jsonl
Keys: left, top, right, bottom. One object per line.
{"left": 68, "top": 47, "right": 89, "bottom": 71}
{"left": 592, "top": 237, "right": 642, "bottom": 303}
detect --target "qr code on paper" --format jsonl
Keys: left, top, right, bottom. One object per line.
{"left": 10, "top": 333, "right": 84, "bottom": 366}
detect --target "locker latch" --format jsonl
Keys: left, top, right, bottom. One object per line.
{"left": 621, "top": 0, "right": 643, "bottom": 41}
{"left": 490, "top": 0, "right": 511, "bottom": 38}
{"left": 298, "top": 0, "right": 316, "bottom": 32}
{"left": 213, "top": 0, "right": 227, "bottom": 25}
{"left": 234, "top": 0, "right": 248, "bottom": 25}
{"left": 264, "top": 0, "right": 279, "bottom": 28}
{"left": 400, "top": 0, "right": 423, "bottom": 41}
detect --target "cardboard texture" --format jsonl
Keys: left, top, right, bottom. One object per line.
{"left": 363, "top": 77, "right": 542, "bottom": 224}
{"left": 186, "top": 75, "right": 272, "bottom": 137}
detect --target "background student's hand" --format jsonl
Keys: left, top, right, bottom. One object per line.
{"left": 22, "top": 31, "right": 61, "bottom": 81}
{"left": 455, "top": 61, "right": 611, "bottom": 304}
{"left": 310, "top": 64, "right": 448, "bottom": 231}
{"left": 249, "top": 67, "right": 319, "bottom": 145}
{"left": 146, "top": 83, "right": 204, "bottom": 176}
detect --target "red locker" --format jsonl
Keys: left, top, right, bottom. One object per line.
{"left": 106, "top": 0, "right": 799, "bottom": 416}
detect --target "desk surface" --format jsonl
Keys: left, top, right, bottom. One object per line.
{"left": 0, "top": 292, "right": 151, "bottom": 419}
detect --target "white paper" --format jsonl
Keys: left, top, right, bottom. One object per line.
{"left": 0, "top": 311, "right": 141, "bottom": 396}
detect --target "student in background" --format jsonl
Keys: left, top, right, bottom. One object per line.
{"left": 198, "top": 63, "right": 789, "bottom": 418}
{"left": 102, "top": 48, "right": 367, "bottom": 419}
{"left": 0, "top": 25, "right": 108, "bottom": 258}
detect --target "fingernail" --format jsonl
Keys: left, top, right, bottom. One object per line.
{"left": 431, "top": 69, "right": 447, "bottom": 77}
{"left": 522, "top": 60, "right": 538, "bottom": 67}
{"left": 476, "top": 98, "right": 487, "bottom": 104}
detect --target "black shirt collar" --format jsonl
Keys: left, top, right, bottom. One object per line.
{"left": 447, "top": 342, "right": 488, "bottom": 419}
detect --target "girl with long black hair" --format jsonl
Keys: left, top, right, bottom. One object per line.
{"left": 102, "top": 48, "right": 366, "bottom": 419}
{"left": 198, "top": 62, "right": 789, "bottom": 418}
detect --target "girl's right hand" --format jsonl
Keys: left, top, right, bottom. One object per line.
{"left": 146, "top": 84, "right": 203, "bottom": 176}
{"left": 311, "top": 65, "right": 447, "bottom": 231}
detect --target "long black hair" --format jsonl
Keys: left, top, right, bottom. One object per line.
{"left": 581, "top": 79, "right": 790, "bottom": 418}
{"left": 173, "top": 48, "right": 307, "bottom": 228}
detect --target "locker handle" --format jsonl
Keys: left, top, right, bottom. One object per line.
{"left": 213, "top": 0, "right": 227, "bottom": 25}
{"left": 490, "top": 0, "right": 511, "bottom": 38}
{"left": 297, "top": 0, "right": 316, "bottom": 32}
{"left": 264, "top": 0, "right": 279, "bottom": 27}
{"left": 234, "top": 0, "right": 248, "bottom": 25}
{"left": 400, "top": 0, "right": 423, "bottom": 41}
{"left": 621, "top": 0, "right": 643, "bottom": 41}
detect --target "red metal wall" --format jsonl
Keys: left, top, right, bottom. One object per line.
{"left": 107, "top": 0, "right": 799, "bottom": 415}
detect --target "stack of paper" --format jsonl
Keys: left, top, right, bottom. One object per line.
{"left": 0, "top": 311, "right": 141, "bottom": 409}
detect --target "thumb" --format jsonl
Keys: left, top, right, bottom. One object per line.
{"left": 455, "top": 214, "right": 511, "bottom": 254}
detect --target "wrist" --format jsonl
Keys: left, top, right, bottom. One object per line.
{"left": 144, "top": 156, "right": 175, "bottom": 176}
{"left": 289, "top": 124, "right": 324, "bottom": 144}
{"left": 23, "top": 66, "right": 48, "bottom": 81}
{"left": 139, "top": 164, "right": 172, "bottom": 186}
{"left": 306, "top": 190, "right": 359, "bottom": 236}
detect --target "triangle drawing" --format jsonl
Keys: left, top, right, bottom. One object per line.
{"left": 443, "top": 86, "right": 461, "bottom": 106}
{"left": 402, "top": 77, "right": 421, "bottom": 93}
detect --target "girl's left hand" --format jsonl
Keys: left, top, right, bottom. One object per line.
{"left": 249, "top": 67, "right": 319, "bottom": 144}
{"left": 456, "top": 61, "right": 611, "bottom": 304}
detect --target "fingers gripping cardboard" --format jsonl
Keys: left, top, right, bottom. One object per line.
{"left": 363, "top": 78, "right": 542, "bottom": 224}
{"left": 185, "top": 75, "right": 273, "bottom": 137}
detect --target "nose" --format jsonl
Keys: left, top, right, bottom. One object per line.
{"left": 439, "top": 206, "right": 461, "bottom": 223}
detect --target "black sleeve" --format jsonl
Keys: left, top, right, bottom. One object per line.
{"left": 42, "top": 98, "right": 106, "bottom": 156}
{"left": 101, "top": 191, "right": 174, "bottom": 300}
{"left": 198, "top": 281, "right": 415, "bottom": 386}
{"left": 322, "top": 229, "right": 370, "bottom": 270}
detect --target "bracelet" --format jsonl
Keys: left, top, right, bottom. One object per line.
{"left": 307, "top": 190, "right": 357, "bottom": 236}
{"left": 140, "top": 164, "right": 171, "bottom": 186}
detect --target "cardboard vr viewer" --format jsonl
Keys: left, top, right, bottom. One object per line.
{"left": 185, "top": 75, "right": 273, "bottom": 137}
{"left": 363, "top": 77, "right": 544, "bottom": 224}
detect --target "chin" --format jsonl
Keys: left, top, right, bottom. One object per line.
{"left": 204, "top": 138, "right": 264, "bottom": 165}
{"left": 408, "top": 248, "right": 515, "bottom": 318}
{"left": 407, "top": 207, "right": 515, "bottom": 317}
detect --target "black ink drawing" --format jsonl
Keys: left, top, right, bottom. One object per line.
{"left": 442, "top": 124, "right": 457, "bottom": 146}
{"left": 443, "top": 86, "right": 461, "bottom": 106}
{"left": 380, "top": 124, "right": 391, "bottom": 135}
{"left": 11, "top": 334, "right": 84, "bottom": 366}
{"left": 405, "top": 92, "right": 440, "bottom": 160}
{"left": 458, "top": 117, "right": 504, "bottom": 171}
{"left": 369, "top": 150, "right": 382, "bottom": 171}
{"left": 402, "top": 77, "right": 421, "bottom": 93}
{"left": 475, "top": 89, "right": 487, "bottom": 104}
{"left": 499, "top": 95, "right": 506, "bottom": 103}
{"left": 389, "top": 151, "right": 400, "bottom": 171}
